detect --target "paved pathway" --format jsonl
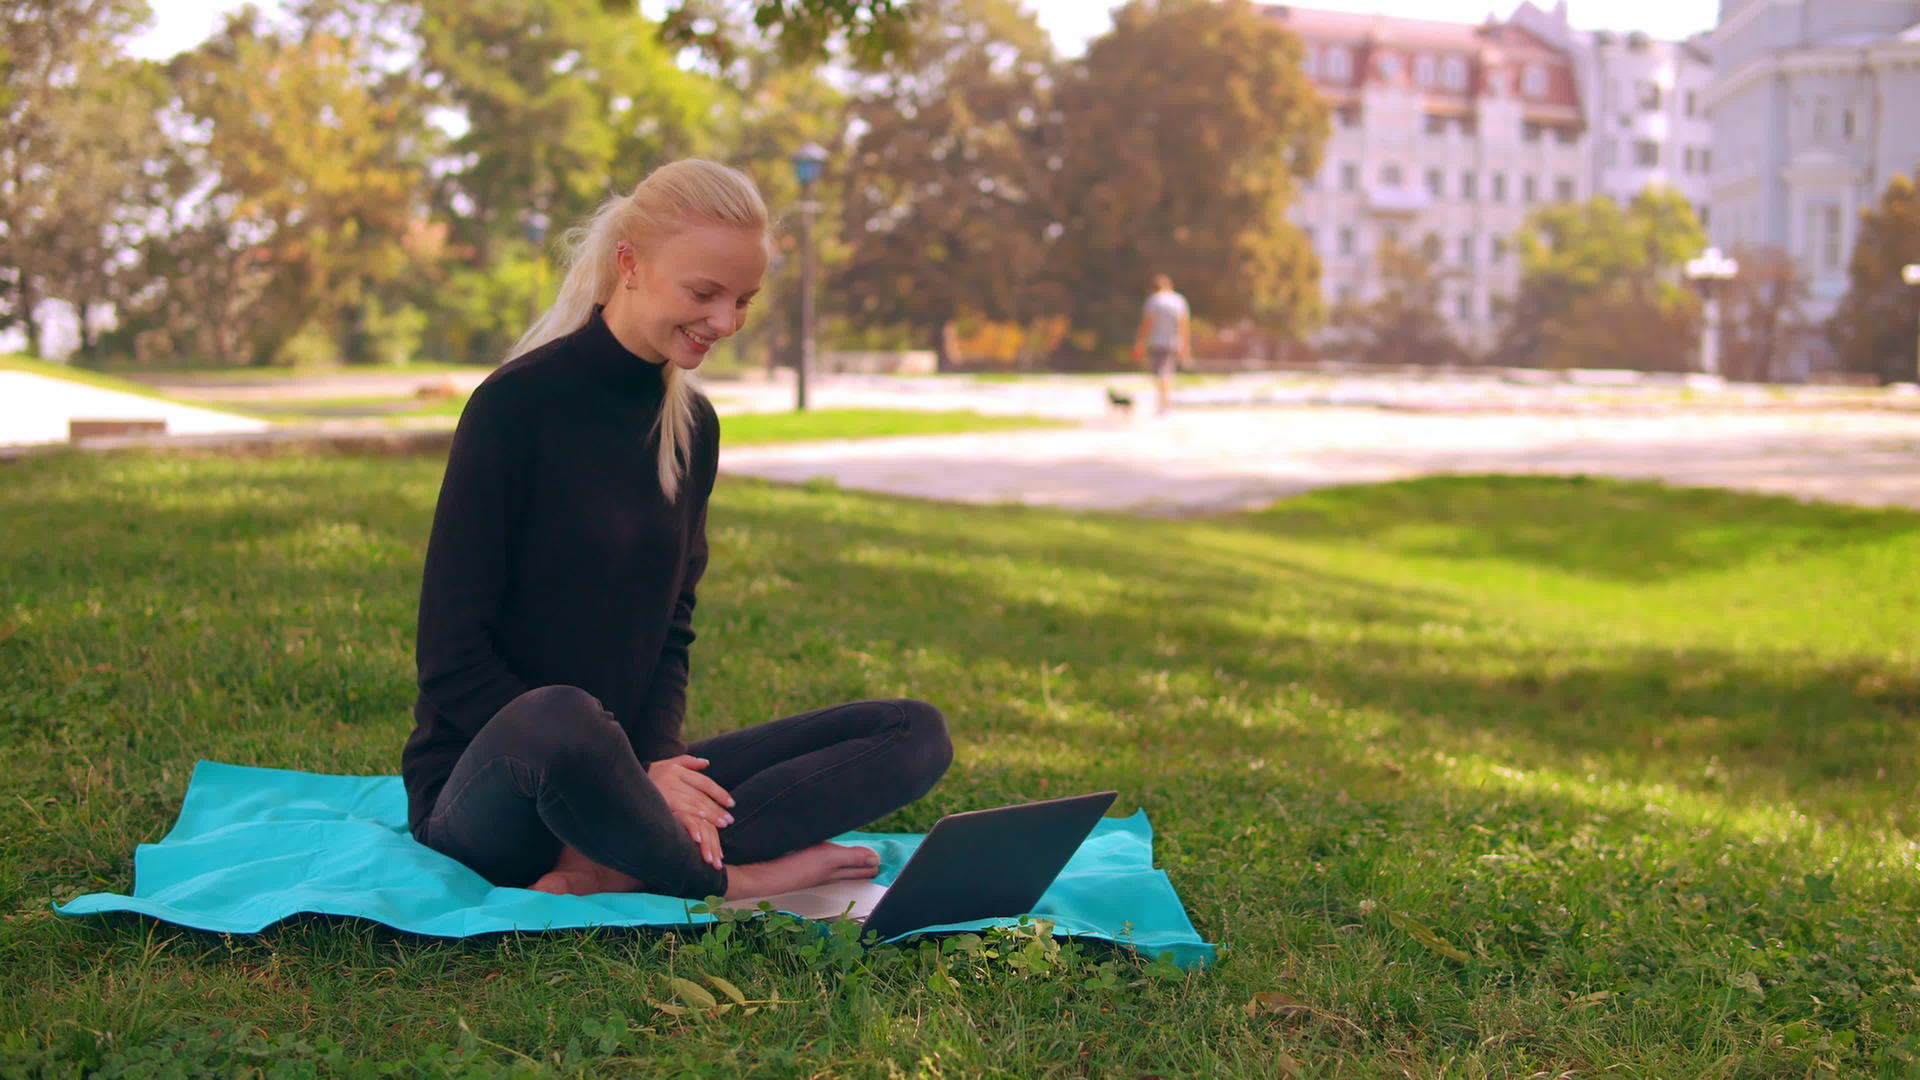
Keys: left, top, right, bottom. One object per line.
{"left": 717, "top": 405, "right": 1920, "bottom": 514}
{"left": 11, "top": 367, "right": 1918, "bottom": 514}
{"left": 0, "top": 371, "right": 268, "bottom": 446}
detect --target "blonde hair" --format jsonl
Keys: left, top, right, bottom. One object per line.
{"left": 511, "top": 160, "right": 770, "bottom": 502}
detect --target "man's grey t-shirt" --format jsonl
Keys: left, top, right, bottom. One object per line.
{"left": 1142, "top": 290, "right": 1189, "bottom": 349}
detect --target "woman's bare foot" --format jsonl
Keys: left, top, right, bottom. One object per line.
{"left": 529, "top": 844, "right": 643, "bottom": 895}
{"left": 723, "top": 842, "right": 880, "bottom": 900}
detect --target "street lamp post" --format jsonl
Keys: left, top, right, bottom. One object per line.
{"left": 1685, "top": 247, "right": 1739, "bottom": 377}
{"left": 789, "top": 143, "right": 828, "bottom": 412}
{"left": 1904, "top": 262, "right": 1920, "bottom": 383}
{"left": 523, "top": 210, "right": 551, "bottom": 327}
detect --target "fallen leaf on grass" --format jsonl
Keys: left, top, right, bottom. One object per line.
{"left": 1245, "top": 990, "right": 1363, "bottom": 1035}
{"left": 1384, "top": 908, "right": 1471, "bottom": 964}
{"left": 704, "top": 974, "right": 747, "bottom": 1006}
{"left": 666, "top": 976, "right": 716, "bottom": 1009}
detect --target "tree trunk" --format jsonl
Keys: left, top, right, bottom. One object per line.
{"left": 19, "top": 279, "right": 42, "bottom": 358}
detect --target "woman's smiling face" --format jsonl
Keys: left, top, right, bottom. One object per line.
{"left": 606, "top": 222, "right": 768, "bottom": 370}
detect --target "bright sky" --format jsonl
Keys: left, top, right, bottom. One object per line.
{"left": 129, "top": 0, "right": 1722, "bottom": 62}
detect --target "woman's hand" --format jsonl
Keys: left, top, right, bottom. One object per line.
{"left": 647, "top": 755, "right": 735, "bottom": 870}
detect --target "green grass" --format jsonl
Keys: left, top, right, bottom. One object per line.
{"left": 3, "top": 461, "right": 1918, "bottom": 1076}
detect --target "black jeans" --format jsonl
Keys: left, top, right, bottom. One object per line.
{"left": 413, "top": 685, "right": 953, "bottom": 899}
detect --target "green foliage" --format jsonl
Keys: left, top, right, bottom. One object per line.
{"left": 143, "top": 12, "right": 428, "bottom": 366}
{"left": 1828, "top": 173, "right": 1920, "bottom": 383}
{"left": 5, "top": 459, "right": 1920, "bottom": 1074}
{"left": 659, "top": 0, "right": 917, "bottom": 69}
{"left": 410, "top": 0, "right": 716, "bottom": 261}
{"left": 1498, "top": 188, "right": 1705, "bottom": 370}
{"left": 0, "top": 0, "right": 160, "bottom": 359}
{"left": 1049, "top": 0, "right": 1328, "bottom": 347}
{"left": 1322, "top": 241, "right": 1471, "bottom": 366}
{"left": 834, "top": 0, "right": 1062, "bottom": 364}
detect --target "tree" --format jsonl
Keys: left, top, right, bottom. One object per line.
{"left": 1829, "top": 174, "right": 1920, "bottom": 384}
{"left": 833, "top": 0, "right": 1061, "bottom": 368}
{"left": 1047, "top": 0, "right": 1327, "bottom": 354}
{"left": 659, "top": 0, "right": 915, "bottom": 67}
{"left": 1321, "top": 242, "right": 1469, "bottom": 366}
{"left": 1721, "top": 245, "right": 1811, "bottom": 383}
{"left": 0, "top": 0, "right": 153, "bottom": 357}
{"left": 405, "top": 0, "right": 717, "bottom": 263}
{"left": 149, "top": 11, "right": 428, "bottom": 365}
{"left": 1496, "top": 188, "right": 1704, "bottom": 371}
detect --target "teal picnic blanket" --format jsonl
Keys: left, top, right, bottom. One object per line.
{"left": 56, "top": 761, "right": 1215, "bottom": 968}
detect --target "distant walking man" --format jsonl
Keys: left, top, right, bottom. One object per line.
{"left": 1132, "top": 274, "right": 1190, "bottom": 414}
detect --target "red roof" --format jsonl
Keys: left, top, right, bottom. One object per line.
{"left": 1263, "top": 4, "right": 1583, "bottom": 120}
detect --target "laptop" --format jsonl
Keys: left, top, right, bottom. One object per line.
{"left": 722, "top": 791, "right": 1118, "bottom": 940}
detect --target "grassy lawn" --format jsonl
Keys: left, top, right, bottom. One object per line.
{"left": 2, "top": 458, "right": 1917, "bottom": 1077}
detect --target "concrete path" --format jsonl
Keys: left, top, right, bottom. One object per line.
{"left": 0, "top": 371, "right": 269, "bottom": 447}
{"left": 717, "top": 406, "right": 1920, "bottom": 514}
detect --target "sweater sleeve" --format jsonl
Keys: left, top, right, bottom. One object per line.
{"left": 630, "top": 404, "right": 719, "bottom": 762}
{"left": 414, "top": 382, "right": 532, "bottom": 737}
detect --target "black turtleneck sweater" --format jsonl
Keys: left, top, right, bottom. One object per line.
{"left": 401, "top": 308, "right": 720, "bottom": 835}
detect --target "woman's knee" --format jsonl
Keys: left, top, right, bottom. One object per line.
{"left": 888, "top": 698, "right": 953, "bottom": 793}
{"left": 484, "top": 685, "right": 624, "bottom": 763}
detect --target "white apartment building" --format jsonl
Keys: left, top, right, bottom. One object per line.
{"left": 1270, "top": 4, "right": 1717, "bottom": 354}
{"left": 1511, "top": 3, "right": 1716, "bottom": 218}
{"left": 1270, "top": 6, "right": 1589, "bottom": 351}
{"left": 1703, "top": 0, "right": 1920, "bottom": 342}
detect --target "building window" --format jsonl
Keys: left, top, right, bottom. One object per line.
{"left": 1382, "top": 225, "right": 1401, "bottom": 247}
{"left": 1456, "top": 293, "right": 1474, "bottom": 322}
{"left": 1336, "top": 104, "right": 1361, "bottom": 128}
{"left": 1633, "top": 139, "right": 1659, "bottom": 167}
{"left": 1377, "top": 54, "right": 1402, "bottom": 80}
{"left": 1458, "top": 115, "right": 1478, "bottom": 137}
{"left": 1812, "top": 97, "right": 1829, "bottom": 139}
{"left": 1414, "top": 55, "right": 1436, "bottom": 86}
{"left": 1522, "top": 64, "right": 1548, "bottom": 98}
{"left": 1325, "top": 47, "right": 1351, "bottom": 82}
{"left": 1337, "top": 285, "right": 1354, "bottom": 306}
{"left": 1682, "top": 146, "right": 1694, "bottom": 172}
{"left": 1381, "top": 162, "right": 1404, "bottom": 186}
{"left": 1425, "top": 168, "right": 1445, "bottom": 197}
{"left": 1684, "top": 90, "right": 1697, "bottom": 117}
{"left": 1554, "top": 176, "right": 1575, "bottom": 202}
{"left": 1340, "top": 162, "right": 1358, "bottom": 191}
{"left": 1523, "top": 121, "right": 1543, "bottom": 143}
{"left": 1522, "top": 175, "right": 1537, "bottom": 203}
{"left": 1338, "top": 226, "right": 1355, "bottom": 256}
{"left": 1554, "top": 126, "right": 1577, "bottom": 145}
{"left": 1303, "top": 46, "right": 1319, "bottom": 79}
{"left": 1491, "top": 171, "right": 1506, "bottom": 202}
{"left": 1425, "top": 113, "right": 1448, "bottom": 136}
{"left": 1701, "top": 148, "right": 1711, "bottom": 173}
{"left": 1602, "top": 139, "right": 1618, "bottom": 166}
{"left": 1460, "top": 170, "right": 1478, "bottom": 199}
{"left": 1302, "top": 225, "right": 1317, "bottom": 251}
{"left": 1697, "top": 205, "right": 1709, "bottom": 229}
{"left": 1459, "top": 234, "right": 1475, "bottom": 263}
{"left": 1492, "top": 235, "right": 1508, "bottom": 263}
{"left": 1443, "top": 56, "right": 1468, "bottom": 90}
{"left": 1822, "top": 203, "right": 1843, "bottom": 270}
{"left": 1843, "top": 108, "right": 1855, "bottom": 139}
{"left": 1638, "top": 81, "right": 1663, "bottom": 111}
